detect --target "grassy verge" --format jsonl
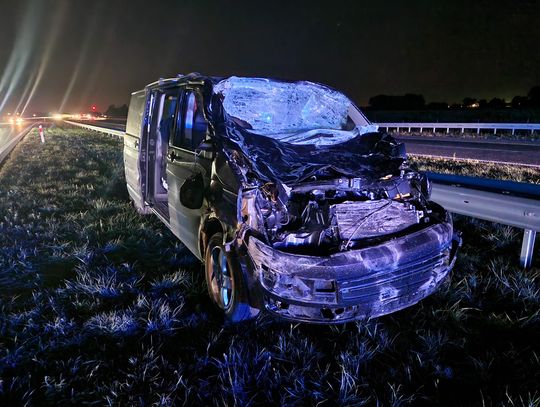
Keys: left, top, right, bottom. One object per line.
{"left": 410, "top": 156, "right": 540, "bottom": 184}
{"left": 396, "top": 130, "right": 540, "bottom": 142}
{"left": 0, "top": 127, "right": 538, "bottom": 406}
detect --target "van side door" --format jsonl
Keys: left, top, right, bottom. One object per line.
{"left": 144, "top": 86, "right": 179, "bottom": 223}
{"left": 124, "top": 90, "right": 149, "bottom": 213}
{"left": 166, "top": 87, "right": 211, "bottom": 259}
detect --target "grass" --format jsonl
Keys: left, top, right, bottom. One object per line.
{"left": 0, "top": 126, "right": 539, "bottom": 406}
{"left": 400, "top": 130, "right": 540, "bottom": 142}
{"left": 410, "top": 156, "right": 540, "bottom": 184}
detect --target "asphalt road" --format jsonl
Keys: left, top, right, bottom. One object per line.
{"left": 96, "top": 118, "right": 126, "bottom": 131}
{"left": 81, "top": 120, "right": 540, "bottom": 167}
{"left": 66, "top": 119, "right": 126, "bottom": 132}
{"left": 0, "top": 125, "right": 17, "bottom": 150}
{"left": 398, "top": 135, "right": 540, "bottom": 167}
{"left": 0, "top": 124, "right": 35, "bottom": 166}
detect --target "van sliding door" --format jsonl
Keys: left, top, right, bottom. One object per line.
{"left": 166, "top": 88, "right": 210, "bottom": 259}
{"left": 124, "top": 90, "right": 149, "bottom": 213}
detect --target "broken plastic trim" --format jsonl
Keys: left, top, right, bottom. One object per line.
{"left": 246, "top": 214, "right": 458, "bottom": 322}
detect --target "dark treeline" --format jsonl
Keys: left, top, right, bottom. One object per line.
{"left": 368, "top": 86, "right": 540, "bottom": 110}
{"left": 369, "top": 94, "right": 426, "bottom": 110}
{"left": 105, "top": 104, "right": 128, "bottom": 117}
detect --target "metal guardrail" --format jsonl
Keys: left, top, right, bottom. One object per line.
{"left": 378, "top": 122, "right": 540, "bottom": 135}
{"left": 428, "top": 173, "right": 539, "bottom": 268}
{"left": 63, "top": 120, "right": 124, "bottom": 138}
{"left": 426, "top": 172, "right": 540, "bottom": 200}
{"left": 0, "top": 124, "right": 35, "bottom": 165}
{"left": 63, "top": 120, "right": 538, "bottom": 268}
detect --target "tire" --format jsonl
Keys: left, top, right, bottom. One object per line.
{"left": 205, "top": 233, "right": 256, "bottom": 322}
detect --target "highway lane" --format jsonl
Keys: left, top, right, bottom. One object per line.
{"left": 96, "top": 118, "right": 126, "bottom": 131}
{"left": 70, "top": 121, "right": 540, "bottom": 167}
{"left": 398, "top": 135, "right": 540, "bottom": 166}
{"left": 74, "top": 119, "right": 126, "bottom": 131}
{"left": 0, "top": 125, "right": 17, "bottom": 150}
{"left": 0, "top": 124, "right": 35, "bottom": 165}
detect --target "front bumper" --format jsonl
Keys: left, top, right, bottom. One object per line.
{"left": 247, "top": 219, "right": 460, "bottom": 323}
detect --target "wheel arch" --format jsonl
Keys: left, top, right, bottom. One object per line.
{"left": 199, "top": 216, "right": 226, "bottom": 262}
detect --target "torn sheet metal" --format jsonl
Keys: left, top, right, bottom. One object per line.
{"left": 211, "top": 77, "right": 399, "bottom": 185}
{"left": 211, "top": 126, "right": 406, "bottom": 185}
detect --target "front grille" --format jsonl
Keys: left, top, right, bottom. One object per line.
{"left": 339, "top": 251, "right": 448, "bottom": 302}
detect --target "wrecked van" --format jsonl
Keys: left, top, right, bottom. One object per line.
{"left": 123, "top": 74, "right": 460, "bottom": 323}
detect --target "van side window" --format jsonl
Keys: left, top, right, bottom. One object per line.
{"left": 159, "top": 94, "right": 178, "bottom": 144}
{"left": 172, "top": 91, "right": 208, "bottom": 150}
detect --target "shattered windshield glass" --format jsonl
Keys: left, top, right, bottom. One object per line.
{"left": 213, "top": 77, "right": 377, "bottom": 146}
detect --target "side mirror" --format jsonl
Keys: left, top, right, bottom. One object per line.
{"left": 180, "top": 173, "right": 204, "bottom": 209}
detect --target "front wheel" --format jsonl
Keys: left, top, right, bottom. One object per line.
{"left": 205, "top": 233, "right": 256, "bottom": 322}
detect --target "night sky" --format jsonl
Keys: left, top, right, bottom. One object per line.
{"left": 1, "top": 0, "right": 539, "bottom": 114}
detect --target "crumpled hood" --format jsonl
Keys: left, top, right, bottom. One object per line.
{"left": 208, "top": 76, "right": 407, "bottom": 185}
{"left": 213, "top": 123, "right": 406, "bottom": 185}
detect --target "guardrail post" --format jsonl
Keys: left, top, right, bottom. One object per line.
{"left": 520, "top": 229, "right": 536, "bottom": 269}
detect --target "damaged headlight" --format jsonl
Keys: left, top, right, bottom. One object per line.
{"left": 259, "top": 264, "right": 337, "bottom": 305}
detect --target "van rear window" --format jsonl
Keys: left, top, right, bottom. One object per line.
{"left": 126, "top": 91, "right": 146, "bottom": 137}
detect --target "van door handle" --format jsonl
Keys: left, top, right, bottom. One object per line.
{"left": 168, "top": 151, "right": 176, "bottom": 161}
{"left": 134, "top": 140, "right": 139, "bottom": 148}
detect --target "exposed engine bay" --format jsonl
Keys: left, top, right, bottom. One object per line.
{"left": 240, "top": 169, "right": 435, "bottom": 256}
{"left": 210, "top": 76, "right": 442, "bottom": 258}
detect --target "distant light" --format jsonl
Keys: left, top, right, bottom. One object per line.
{"left": 91, "top": 105, "right": 97, "bottom": 111}
{"left": 53, "top": 113, "right": 63, "bottom": 120}
{"left": 16, "top": 117, "right": 23, "bottom": 125}
{"left": 8, "top": 117, "right": 14, "bottom": 124}
{"left": 32, "top": 113, "right": 36, "bottom": 117}
{"left": 470, "top": 102, "right": 480, "bottom": 108}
